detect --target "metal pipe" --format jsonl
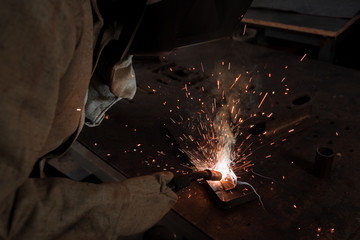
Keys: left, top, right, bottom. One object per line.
{"left": 313, "top": 146, "right": 334, "bottom": 178}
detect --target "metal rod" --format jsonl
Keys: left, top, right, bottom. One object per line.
{"left": 168, "top": 170, "right": 222, "bottom": 192}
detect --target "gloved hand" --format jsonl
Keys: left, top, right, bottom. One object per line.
{"left": 114, "top": 171, "right": 178, "bottom": 236}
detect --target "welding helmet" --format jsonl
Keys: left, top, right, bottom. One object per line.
{"left": 99, "top": 0, "right": 252, "bottom": 62}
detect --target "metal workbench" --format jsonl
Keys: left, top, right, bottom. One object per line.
{"left": 74, "top": 39, "right": 360, "bottom": 239}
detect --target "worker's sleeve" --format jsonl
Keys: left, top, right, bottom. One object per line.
{"left": 1, "top": 173, "right": 177, "bottom": 239}
{"left": 0, "top": 1, "right": 176, "bottom": 239}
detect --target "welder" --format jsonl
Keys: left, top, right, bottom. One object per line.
{"left": 0, "top": 0, "right": 250, "bottom": 239}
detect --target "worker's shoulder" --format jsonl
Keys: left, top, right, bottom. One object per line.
{"left": 1, "top": 0, "right": 90, "bottom": 29}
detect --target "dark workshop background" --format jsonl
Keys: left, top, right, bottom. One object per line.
{"left": 238, "top": 0, "right": 360, "bottom": 70}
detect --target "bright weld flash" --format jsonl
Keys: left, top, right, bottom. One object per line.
{"left": 214, "top": 147, "right": 237, "bottom": 185}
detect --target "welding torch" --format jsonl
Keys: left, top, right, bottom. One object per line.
{"left": 167, "top": 170, "right": 222, "bottom": 192}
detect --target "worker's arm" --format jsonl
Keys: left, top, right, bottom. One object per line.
{"left": 0, "top": 174, "right": 177, "bottom": 239}
{"left": 0, "top": 0, "right": 176, "bottom": 239}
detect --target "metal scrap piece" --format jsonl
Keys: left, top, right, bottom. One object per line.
{"left": 220, "top": 177, "right": 237, "bottom": 191}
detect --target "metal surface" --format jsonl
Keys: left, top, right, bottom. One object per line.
{"left": 248, "top": 99, "right": 312, "bottom": 136}
{"left": 78, "top": 39, "right": 360, "bottom": 239}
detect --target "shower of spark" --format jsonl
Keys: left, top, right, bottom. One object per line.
{"left": 166, "top": 60, "right": 296, "bottom": 208}
{"left": 181, "top": 104, "right": 255, "bottom": 186}
{"left": 191, "top": 112, "right": 239, "bottom": 184}
{"left": 178, "top": 63, "right": 264, "bottom": 186}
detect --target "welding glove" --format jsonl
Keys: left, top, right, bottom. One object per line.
{"left": 115, "top": 171, "right": 178, "bottom": 236}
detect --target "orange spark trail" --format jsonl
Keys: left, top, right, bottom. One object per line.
{"left": 300, "top": 53, "right": 307, "bottom": 61}
{"left": 258, "top": 92, "right": 268, "bottom": 109}
{"left": 229, "top": 74, "right": 241, "bottom": 90}
{"left": 243, "top": 24, "right": 247, "bottom": 35}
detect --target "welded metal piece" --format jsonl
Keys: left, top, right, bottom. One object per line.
{"left": 220, "top": 177, "right": 237, "bottom": 191}
{"left": 207, "top": 172, "right": 257, "bottom": 209}
{"left": 207, "top": 178, "right": 257, "bottom": 209}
